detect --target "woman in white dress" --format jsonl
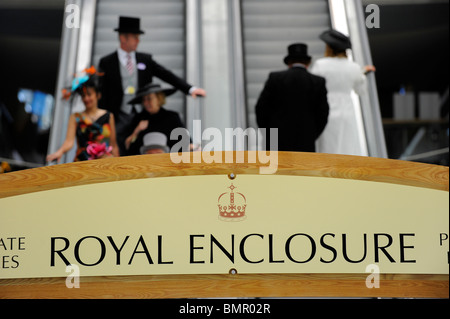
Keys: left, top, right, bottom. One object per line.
{"left": 311, "top": 29, "right": 375, "bottom": 156}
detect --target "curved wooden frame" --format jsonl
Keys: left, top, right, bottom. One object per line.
{"left": 0, "top": 152, "right": 448, "bottom": 298}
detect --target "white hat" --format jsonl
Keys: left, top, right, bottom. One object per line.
{"left": 140, "top": 132, "right": 169, "bottom": 154}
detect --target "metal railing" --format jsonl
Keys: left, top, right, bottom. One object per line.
{"left": 48, "top": 0, "right": 387, "bottom": 160}
{"left": 47, "top": 0, "right": 97, "bottom": 164}
{"left": 335, "top": 0, "right": 388, "bottom": 158}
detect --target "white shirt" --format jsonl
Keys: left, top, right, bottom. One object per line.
{"left": 117, "top": 47, "right": 136, "bottom": 69}
{"left": 117, "top": 47, "right": 141, "bottom": 113}
{"left": 117, "top": 47, "right": 197, "bottom": 96}
{"left": 291, "top": 63, "right": 307, "bottom": 69}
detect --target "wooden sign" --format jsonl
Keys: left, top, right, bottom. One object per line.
{"left": 0, "top": 152, "right": 448, "bottom": 298}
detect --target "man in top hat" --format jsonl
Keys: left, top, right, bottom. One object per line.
{"left": 255, "top": 43, "right": 329, "bottom": 152}
{"left": 98, "top": 16, "right": 206, "bottom": 155}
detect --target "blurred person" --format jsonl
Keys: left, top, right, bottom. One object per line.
{"left": 139, "top": 132, "right": 170, "bottom": 154}
{"left": 0, "top": 100, "right": 14, "bottom": 159}
{"left": 255, "top": 43, "right": 329, "bottom": 152}
{"left": 98, "top": 16, "right": 206, "bottom": 156}
{"left": 46, "top": 71, "right": 119, "bottom": 163}
{"left": 124, "top": 83, "right": 191, "bottom": 155}
{"left": 311, "top": 29, "right": 375, "bottom": 156}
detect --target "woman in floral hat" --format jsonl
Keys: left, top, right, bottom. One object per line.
{"left": 46, "top": 68, "right": 119, "bottom": 163}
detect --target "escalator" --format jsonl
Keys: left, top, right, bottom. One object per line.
{"left": 48, "top": 0, "right": 187, "bottom": 163}
{"left": 92, "top": 0, "right": 187, "bottom": 117}
{"left": 48, "top": 0, "right": 386, "bottom": 163}
{"left": 241, "top": 0, "right": 331, "bottom": 130}
{"left": 240, "top": 0, "right": 386, "bottom": 157}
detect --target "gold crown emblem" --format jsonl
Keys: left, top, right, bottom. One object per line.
{"left": 217, "top": 183, "right": 247, "bottom": 221}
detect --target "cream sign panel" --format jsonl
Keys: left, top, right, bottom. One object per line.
{"left": 0, "top": 174, "right": 448, "bottom": 279}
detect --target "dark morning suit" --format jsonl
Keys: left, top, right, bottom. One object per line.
{"left": 255, "top": 66, "right": 329, "bottom": 152}
{"left": 98, "top": 51, "right": 192, "bottom": 154}
{"left": 98, "top": 51, "right": 192, "bottom": 116}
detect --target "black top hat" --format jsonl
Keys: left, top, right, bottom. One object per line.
{"left": 114, "top": 16, "right": 145, "bottom": 34}
{"left": 283, "top": 43, "right": 312, "bottom": 65}
{"left": 128, "top": 83, "right": 177, "bottom": 105}
{"left": 319, "top": 29, "right": 351, "bottom": 51}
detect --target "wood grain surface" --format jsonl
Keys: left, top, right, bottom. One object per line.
{"left": 0, "top": 151, "right": 448, "bottom": 199}
{"left": 0, "top": 152, "right": 448, "bottom": 298}
{"left": 0, "top": 273, "right": 448, "bottom": 299}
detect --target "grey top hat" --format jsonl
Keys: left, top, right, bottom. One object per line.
{"left": 283, "top": 43, "right": 311, "bottom": 65}
{"left": 114, "top": 16, "right": 145, "bottom": 34}
{"left": 319, "top": 29, "right": 352, "bottom": 51}
{"left": 128, "top": 83, "right": 177, "bottom": 105}
{"left": 140, "top": 132, "right": 170, "bottom": 154}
